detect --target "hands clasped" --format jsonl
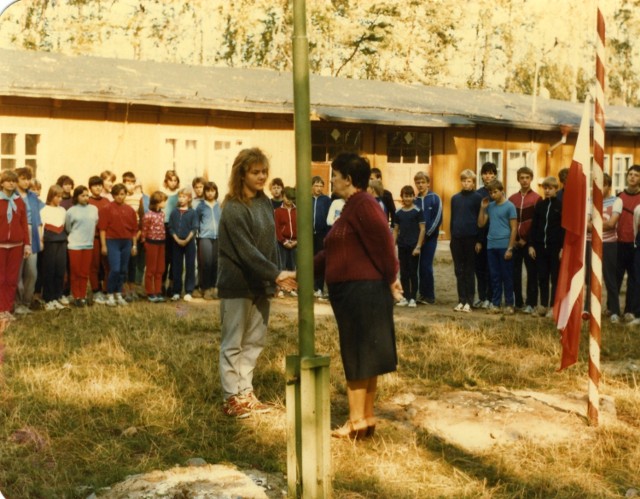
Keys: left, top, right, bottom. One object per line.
{"left": 276, "top": 271, "right": 297, "bottom": 293}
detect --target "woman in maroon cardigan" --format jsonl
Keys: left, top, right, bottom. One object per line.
{"left": 315, "top": 153, "right": 403, "bottom": 439}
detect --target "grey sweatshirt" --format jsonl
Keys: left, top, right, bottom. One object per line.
{"left": 217, "top": 193, "right": 280, "bottom": 298}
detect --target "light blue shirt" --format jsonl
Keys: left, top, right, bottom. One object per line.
{"left": 486, "top": 200, "right": 516, "bottom": 249}
{"left": 65, "top": 204, "right": 99, "bottom": 250}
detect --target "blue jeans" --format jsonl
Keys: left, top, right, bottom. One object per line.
{"left": 487, "top": 247, "right": 514, "bottom": 307}
{"left": 419, "top": 234, "right": 438, "bottom": 301}
{"left": 106, "top": 239, "right": 132, "bottom": 294}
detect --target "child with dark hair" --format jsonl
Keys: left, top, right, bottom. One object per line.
{"left": 393, "top": 185, "right": 425, "bottom": 308}
{"left": 269, "top": 178, "right": 285, "bottom": 210}
{"left": 162, "top": 170, "right": 180, "bottom": 294}
{"left": 56, "top": 175, "right": 75, "bottom": 210}
{"left": 142, "top": 191, "right": 168, "bottom": 302}
{"left": 87, "top": 176, "right": 111, "bottom": 304}
{"left": 168, "top": 188, "right": 198, "bottom": 302}
{"left": 600, "top": 174, "right": 623, "bottom": 322}
{"left": 196, "top": 181, "right": 221, "bottom": 300}
{"left": 450, "top": 169, "right": 482, "bottom": 313}
{"left": 192, "top": 176, "right": 206, "bottom": 209}
{"left": 65, "top": 185, "right": 99, "bottom": 307}
{"left": 0, "top": 170, "right": 30, "bottom": 317}
{"left": 99, "top": 183, "right": 138, "bottom": 307}
{"left": 41, "top": 185, "right": 68, "bottom": 310}
{"left": 528, "top": 177, "right": 563, "bottom": 317}
{"left": 122, "top": 171, "right": 144, "bottom": 300}
{"left": 475, "top": 162, "right": 497, "bottom": 308}
{"left": 370, "top": 167, "right": 396, "bottom": 227}
{"left": 311, "top": 176, "right": 331, "bottom": 297}
{"left": 275, "top": 187, "right": 298, "bottom": 296}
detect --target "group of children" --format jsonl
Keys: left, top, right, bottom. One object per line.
{"left": 0, "top": 167, "right": 223, "bottom": 317}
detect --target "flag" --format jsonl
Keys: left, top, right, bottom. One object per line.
{"left": 554, "top": 100, "right": 591, "bottom": 370}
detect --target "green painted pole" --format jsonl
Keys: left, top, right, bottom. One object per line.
{"left": 292, "top": 0, "right": 314, "bottom": 358}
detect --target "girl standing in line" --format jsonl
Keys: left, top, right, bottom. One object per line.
{"left": 65, "top": 186, "right": 99, "bottom": 307}
{"left": 195, "top": 181, "right": 221, "bottom": 300}
{"left": 0, "top": 170, "right": 30, "bottom": 318}
{"left": 141, "top": 191, "right": 168, "bottom": 303}
{"left": 41, "top": 185, "right": 68, "bottom": 311}
{"left": 99, "top": 183, "right": 138, "bottom": 307}
{"left": 100, "top": 170, "right": 116, "bottom": 202}
{"left": 161, "top": 170, "right": 180, "bottom": 295}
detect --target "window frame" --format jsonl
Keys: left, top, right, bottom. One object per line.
{"left": 385, "top": 129, "right": 432, "bottom": 165}
{"left": 1, "top": 131, "right": 42, "bottom": 175}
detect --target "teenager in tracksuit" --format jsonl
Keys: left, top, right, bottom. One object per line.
{"left": 414, "top": 171, "right": 442, "bottom": 304}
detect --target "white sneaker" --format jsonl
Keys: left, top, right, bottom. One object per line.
{"left": 93, "top": 292, "right": 107, "bottom": 305}
{"left": 290, "top": 290, "right": 298, "bottom": 297}
{"left": 522, "top": 305, "right": 534, "bottom": 314}
{"left": 472, "top": 299, "right": 482, "bottom": 308}
{"left": 481, "top": 300, "right": 491, "bottom": 309}
{"left": 610, "top": 314, "right": 620, "bottom": 324}
{"left": 14, "top": 305, "right": 32, "bottom": 315}
{"left": 623, "top": 313, "right": 635, "bottom": 323}
{"left": 171, "top": 294, "right": 180, "bottom": 301}
{"left": 453, "top": 302, "right": 464, "bottom": 312}
{"left": 396, "top": 298, "right": 408, "bottom": 307}
{"left": 183, "top": 294, "right": 193, "bottom": 302}
{"left": 58, "top": 295, "right": 70, "bottom": 306}
{"left": 44, "top": 301, "right": 59, "bottom": 311}
{"left": 628, "top": 318, "right": 640, "bottom": 327}
{"left": 314, "top": 289, "right": 323, "bottom": 298}
{"left": 462, "top": 303, "right": 472, "bottom": 313}
{"left": 276, "top": 290, "right": 284, "bottom": 298}
{"left": 545, "top": 309, "right": 554, "bottom": 318}
{"left": 105, "top": 294, "right": 117, "bottom": 307}
{"left": 408, "top": 299, "right": 417, "bottom": 308}
{"left": 115, "top": 293, "right": 128, "bottom": 306}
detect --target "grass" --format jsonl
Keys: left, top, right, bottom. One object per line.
{"left": 1, "top": 294, "right": 640, "bottom": 498}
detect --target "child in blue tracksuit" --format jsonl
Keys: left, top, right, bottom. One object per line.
{"left": 414, "top": 171, "right": 442, "bottom": 304}
{"left": 168, "top": 188, "right": 198, "bottom": 301}
{"left": 195, "top": 182, "right": 221, "bottom": 300}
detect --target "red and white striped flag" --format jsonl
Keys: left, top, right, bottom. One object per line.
{"left": 554, "top": 100, "right": 591, "bottom": 370}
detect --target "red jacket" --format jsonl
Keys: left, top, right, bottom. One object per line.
{"left": 274, "top": 205, "right": 297, "bottom": 243}
{"left": 508, "top": 189, "right": 541, "bottom": 243}
{"left": 0, "top": 196, "right": 29, "bottom": 245}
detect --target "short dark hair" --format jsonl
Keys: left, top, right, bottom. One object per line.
{"left": 603, "top": 173, "right": 612, "bottom": 187}
{"left": 480, "top": 162, "right": 497, "bottom": 175}
{"left": 88, "top": 176, "right": 103, "bottom": 188}
{"left": 370, "top": 167, "right": 382, "bottom": 179}
{"left": 487, "top": 179, "right": 504, "bottom": 192}
{"left": 283, "top": 186, "right": 296, "bottom": 201}
{"left": 15, "top": 166, "right": 33, "bottom": 180}
{"left": 122, "top": 171, "right": 136, "bottom": 182}
{"left": 400, "top": 185, "right": 415, "bottom": 197}
{"left": 331, "top": 153, "right": 371, "bottom": 190}
{"left": 149, "top": 191, "right": 168, "bottom": 211}
{"left": 270, "top": 178, "right": 284, "bottom": 188}
{"left": 558, "top": 168, "right": 569, "bottom": 183}
{"left": 628, "top": 164, "right": 640, "bottom": 175}
{"left": 204, "top": 181, "right": 218, "bottom": 199}
{"left": 192, "top": 176, "right": 206, "bottom": 188}
{"left": 72, "top": 185, "right": 89, "bottom": 205}
{"left": 311, "top": 176, "right": 324, "bottom": 186}
{"left": 111, "top": 183, "right": 127, "bottom": 196}
{"left": 56, "top": 175, "right": 74, "bottom": 188}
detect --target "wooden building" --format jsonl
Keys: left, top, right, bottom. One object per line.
{"left": 1, "top": 48, "right": 639, "bottom": 238}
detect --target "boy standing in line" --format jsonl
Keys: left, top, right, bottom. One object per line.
{"left": 169, "top": 188, "right": 198, "bottom": 302}
{"left": 599, "top": 174, "right": 623, "bottom": 323}
{"left": 370, "top": 167, "right": 396, "bottom": 227}
{"left": 478, "top": 180, "right": 517, "bottom": 314}
{"left": 87, "top": 176, "right": 111, "bottom": 304}
{"left": 508, "top": 166, "right": 541, "bottom": 313}
{"left": 450, "top": 170, "right": 482, "bottom": 312}
{"left": 414, "top": 172, "right": 442, "bottom": 304}
{"left": 475, "top": 162, "right": 497, "bottom": 308}
{"left": 123, "top": 171, "right": 144, "bottom": 300}
{"left": 311, "top": 176, "right": 331, "bottom": 297}
{"left": 528, "top": 177, "right": 563, "bottom": 317}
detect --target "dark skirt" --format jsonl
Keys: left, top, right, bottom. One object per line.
{"left": 328, "top": 280, "right": 397, "bottom": 381}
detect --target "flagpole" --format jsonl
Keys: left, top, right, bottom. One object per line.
{"left": 588, "top": 5, "right": 606, "bottom": 426}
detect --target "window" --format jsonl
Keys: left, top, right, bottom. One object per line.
{"left": 386, "top": 130, "right": 431, "bottom": 164}
{"left": 162, "top": 137, "right": 201, "bottom": 185}
{"left": 311, "top": 127, "right": 362, "bottom": 162}
{"left": 611, "top": 154, "right": 633, "bottom": 195}
{"left": 477, "top": 149, "right": 503, "bottom": 184}
{"left": 211, "top": 137, "right": 245, "bottom": 201}
{"left": 1, "top": 132, "right": 41, "bottom": 174}
{"left": 506, "top": 150, "right": 537, "bottom": 196}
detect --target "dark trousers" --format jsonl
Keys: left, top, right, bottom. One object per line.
{"left": 42, "top": 241, "right": 67, "bottom": 302}
{"left": 512, "top": 244, "right": 537, "bottom": 308}
{"left": 278, "top": 244, "right": 296, "bottom": 271}
{"left": 617, "top": 242, "right": 639, "bottom": 316}
{"left": 313, "top": 231, "right": 326, "bottom": 292}
{"left": 475, "top": 245, "right": 491, "bottom": 302}
{"left": 198, "top": 238, "right": 219, "bottom": 290}
{"left": 106, "top": 239, "right": 131, "bottom": 294}
{"left": 171, "top": 239, "right": 196, "bottom": 295}
{"left": 398, "top": 246, "right": 419, "bottom": 301}
{"left": 450, "top": 236, "right": 476, "bottom": 305}
{"left": 487, "top": 247, "right": 514, "bottom": 307}
{"left": 534, "top": 244, "right": 561, "bottom": 308}
{"left": 419, "top": 233, "right": 438, "bottom": 301}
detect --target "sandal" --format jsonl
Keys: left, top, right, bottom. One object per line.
{"left": 331, "top": 419, "right": 368, "bottom": 440}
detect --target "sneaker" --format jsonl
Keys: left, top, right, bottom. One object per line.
{"left": 545, "top": 309, "right": 554, "bottom": 318}
{"left": 58, "top": 295, "right": 70, "bottom": 306}
{"left": 462, "top": 303, "right": 472, "bottom": 313}
{"left": 74, "top": 299, "right": 87, "bottom": 307}
{"left": 503, "top": 306, "right": 515, "bottom": 315}
{"left": 183, "top": 294, "right": 193, "bottom": 302}
{"left": 115, "top": 293, "right": 128, "bottom": 306}
{"left": 472, "top": 299, "right": 483, "bottom": 308}
{"left": 277, "top": 290, "right": 284, "bottom": 298}
{"left": 148, "top": 295, "right": 159, "bottom": 303}
{"left": 93, "top": 292, "right": 107, "bottom": 305}
{"left": 408, "top": 299, "right": 417, "bottom": 308}
{"left": 628, "top": 318, "right": 640, "bottom": 327}
{"left": 222, "top": 395, "right": 252, "bottom": 419}
{"left": 191, "top": 289, "right": 203, "bottom": 298}
{"left": 486, "top": 304, "right": 501, "bottom": 314}
{"left": 522, "top": 305, "right": 534, "bottom": 314}
{"left": 610, "top": 314, "right": 620, "bottom": 324}
{"left": 623, "top": 313, "right": 635, "bottom": 323}
{"left": 416, "top": 296, "right": 428, "bottom": 305}
{"left": 171, "top": 294, "right": 180, "bottom": 301}
{"left": 155, "top": 295, "right": 166, "bottom": 303}
{"left": 44, "top": 301, "right": 59, "bottom": 311}
{"left": 453, "top": 302, "right": 464, "bottom": 312}
{"left": 396, "top": 298, "right": 409, "bottom": 307}
{"left": 536, "top": 306, "right": 547, "bottom": 317}
{"left": 14, "top": 305, "right": 32, "bottom": 315}
{"left": 481, "top": 300, "right": 491, "bottom": 309}
{"left": 290, "top": 290, "right": 298, "bottom": 297}
{"left": 314, "top": 289, "right": 323, "bottom": 298}
{"left": 241, "top": 392, "right": 272, "bottom": 414}
{"left": 105, "top": 294, "right": 117, "bottom": 307}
